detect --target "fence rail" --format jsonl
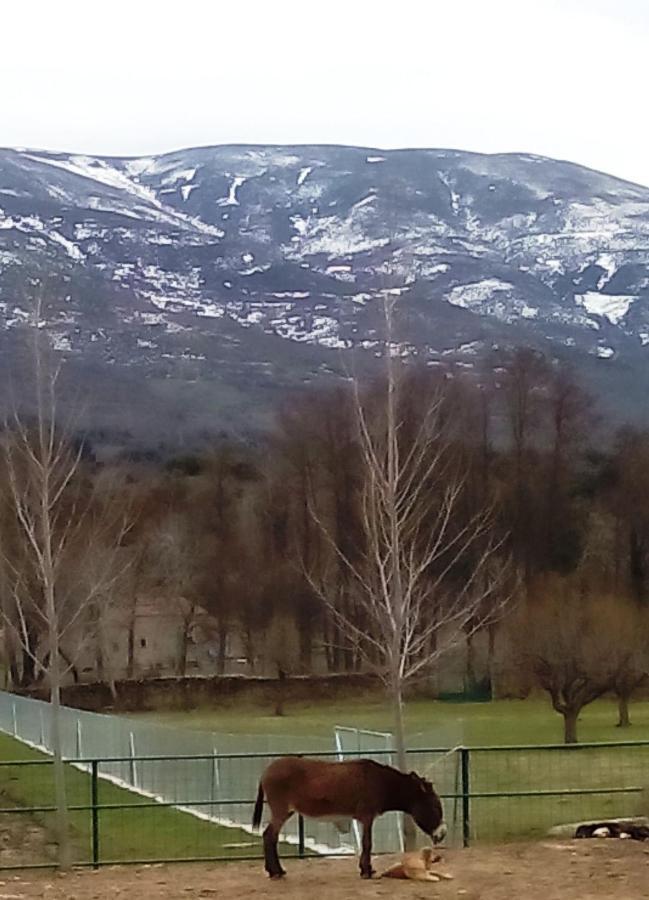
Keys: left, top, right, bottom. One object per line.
{"left": 0, "top": 740, "right": 646, "bottom": 870}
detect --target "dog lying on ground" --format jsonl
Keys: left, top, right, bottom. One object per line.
{"left": 381, "top": 847, "right": 454, "bottom": 882}
{"left": 575, "top": 821, "right": 649, "bottom": 841}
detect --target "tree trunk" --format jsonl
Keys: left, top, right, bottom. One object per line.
{"left": 217, "top": 621, "right": 228, "bottom": 675}
{"left": 274, "top": 667, "right": 286, "bottom": 716}
{"left": 617, "top": 693, "right": 631, "bottom": 728}
{"left": 563, "top": 707, "right": 579, "bottom": 744}
{"left": 465, "top": 630, "right": 476, "bottom": 694}
{"left": 391, "top": 679, "right": 416, "bottom": 851}
{"left": 47, "top": 610, "right": 70, "bottom": 869}
{"left": 96, "top": 635, "right": 104, "bottom": 685}
{"left": 487, "top": 623, "right": 497, "bottom": 699}
{"left": 126, "top": 595, "right": 137, "bottom": 680}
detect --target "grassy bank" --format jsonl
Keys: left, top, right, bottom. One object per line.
{"left": 132, "top": 695, "right": 649, "bottom": 746}
{"left": 0, "top": 732, "right": 263, "bottom": 867}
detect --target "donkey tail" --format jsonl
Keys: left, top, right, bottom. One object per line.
{"left": 252, "top": 781, "right": 265, "bottom": 830}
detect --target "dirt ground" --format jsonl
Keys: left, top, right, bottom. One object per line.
{"left": 2, "top": 840, "right": 649, "bottom": 900}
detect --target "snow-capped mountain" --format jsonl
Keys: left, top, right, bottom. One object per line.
{"left": 2, "top": 144, "right": 649, "bottom": 439}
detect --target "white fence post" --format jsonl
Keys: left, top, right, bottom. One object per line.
{"left": 129, "top": 731, "right": 138, "bottom": 789}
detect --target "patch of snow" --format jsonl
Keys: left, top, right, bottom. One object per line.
{"left": 240, "top": 264, "right": 271, "bottom": 276}
{"left": 287, "top": 212, "right": 390, "bottom": 258}
{"left": 113, "top": 263, "right": 136, "bottom": 281}
{"left": 421, "top": 262, "right": 450, "bottom": 277}
{"left": 242, "top": 252, "right": 254, "bottom": 264}
{"left": 366, "top": 156, "right": 386, "bottom": 163}
{"left": 123, "top": 157, "right": 155, "bottom": 177}
{"left": 24, "top": 153, "right": 223, "bottom": 238}
{"left": 47, "top": 185, "right": 72, "bottom": 202}
{"left": 197, "top": 302, "right": 225, "bottom": 319}
{"left": 438, "top": 172, "right": 460, "bottom": 215}
{"left": 575, "top": 292, "right": 636, "bottom": 325}
{"left": 351, "top": 194, "right": 376, "bottom": 211}
{"left": 455, "top": 341, "right": 483, "bottom": 355}
{"left": 181, "top": 184, "right": 197, "bottom": 201}
{"left": 0, "top": 209, "right": 84, "bottom": 261}
{"left": 141, "top": 312, "right": 166, "bottom": 325}
{"left": 87, "top": 197, "right": 141, "bottom": 219}
{"left": 27, "top": 153, "right": 161, "bottom": 205}
{"left": 297, "top": 166, "right": 313, "bottom": 186}
{"left": 446, "top": 279, "right": 513, "bottom": 310}
{"left": 0, "top": 189, "right": 21, "bottom": 197}
{"left": 166, "top": 321, "right": 190, "bottom": 333}
{"left": 137, "top": 339, "right": 157, "bottom": 349}
{"left": 217, "top": 176, "right": 246, "bottom": 207}
{"left": 596, "top": 253, "right": 617, "bottom": 290}
{"left": 51, "top": 332, "right": 72, "bottom": 351}
{"left": 161, "top": 167, "right": 197, "bottom": 186}
{"left": 596, "top": 346, "right": 614, "bottom": 358}
{"left": 639, "top": 333, "right": 649, "bottom": 346}
{"left": 74, "top": 223, "right": 100, "bottom": 240}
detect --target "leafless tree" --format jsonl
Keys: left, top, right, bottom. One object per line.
{"left": 521, "top": 578, "right": 639, "bottom": 743}
{"left": 147, "top": 513, "right": 199, "bottom": 676}
{"left": 0, "top": 297, "right": 132, "bottom": 867}
{"left": 307, "top": 296, "right": 511, "bottom": 846}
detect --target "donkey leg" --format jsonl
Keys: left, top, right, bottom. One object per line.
{"left": 359, "top": 818, "right": 374, "bottom": 879}
{"left": 263, "top": 812, "right": 292, "bottom": 878}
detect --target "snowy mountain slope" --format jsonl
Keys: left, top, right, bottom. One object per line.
{"left": 2, "top": 144, "right": 649, "bottom": 437}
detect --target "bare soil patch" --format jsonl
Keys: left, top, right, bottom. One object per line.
{"left": 2, "top": 840, "right": 649, "bottom": 899}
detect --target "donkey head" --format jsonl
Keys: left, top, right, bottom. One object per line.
{"left": 407, "top": 772, "right": 446, "bottom": 843}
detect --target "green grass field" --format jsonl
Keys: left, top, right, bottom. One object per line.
{"left": 0, "top": 732, "right": 263, "bottom": 867}
{"left": 132, "top": 695, "right": 649, "bottom": 747}
{"left": 132, "top": 695, "right": 649, "bottom": 844}
{"left": 1, "top": 695, "right": 648, "bottom": 865}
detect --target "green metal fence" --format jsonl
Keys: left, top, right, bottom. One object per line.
{"left": 0, "top": 742, "right": 647, "bottom": 870}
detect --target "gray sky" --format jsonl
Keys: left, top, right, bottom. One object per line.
{"left": 3, "top": 0, "right": 649, "bottom": 184}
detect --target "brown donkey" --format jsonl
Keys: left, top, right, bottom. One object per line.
{"left": 252, "top": 756, "right": 446, "bottom": 879}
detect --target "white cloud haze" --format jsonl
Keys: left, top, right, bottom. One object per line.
{"left": 2, "top": 0, "right": 648, "bottom": 184}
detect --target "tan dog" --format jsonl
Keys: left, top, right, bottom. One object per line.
{"left": 381, "top": 847, "right": 453, "bottom": 882}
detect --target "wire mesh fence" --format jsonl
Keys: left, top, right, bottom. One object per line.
{"left": 0, "top": 691, "right": 463, "bottom": 857}
{"left": 0, "top": 692, "right": 647, "bottom": 869}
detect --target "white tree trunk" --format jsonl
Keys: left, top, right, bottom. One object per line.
{"left": 47, "top": 617, "right": 71, "bottom": 869}
{"left": 390, "top": 676, "right": 416, "bottom": 850}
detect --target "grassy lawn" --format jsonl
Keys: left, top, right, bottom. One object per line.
{"left": 0, "top": 732, "right": 264, "bottom": 867}
{"left": 132, "top": 694, "right": 649, "bottom": 747}
{"left": 132, "top": 695, "right": 649, "bottom": 844}
{"left": 2, "top": 695, "right": 649, "bottom": 864}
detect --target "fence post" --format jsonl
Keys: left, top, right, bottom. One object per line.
{"left": 460, "top": 747, "right": 471, "bottom": 848}
{"left": 298, "top": 815, "right": 305, "bottom": 858}
{"left": 129, "top": 732, "right": 137, "bottom": 788}
{"left": 91, "top": 760, "right": 100, "bottom": 869}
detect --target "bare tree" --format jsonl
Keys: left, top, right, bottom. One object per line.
{"left": 0, "top": 299, "right": 131, "bottom": 867}
{"left": 607, "top": 600, "right": 649, "bottom": 728}
{"left": 307, "top": 297, "right": 510, "bottom": 846}
{"left": 145, "top": 513, "right": 200, "bottom": 676}
{"left": 521, "top": 578, "right": 632, "bottom": 743}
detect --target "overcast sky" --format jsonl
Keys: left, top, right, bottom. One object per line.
{"left": 3, "top": 0, "right": 648, "bottom": 184}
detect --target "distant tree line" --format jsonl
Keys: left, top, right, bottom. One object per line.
{"left": 2, "top": 344, "right": 649, "bottom": 744}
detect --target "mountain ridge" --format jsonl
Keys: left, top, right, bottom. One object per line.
{"left": 2, "top": 142, "right": 649, "bottom": 443}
